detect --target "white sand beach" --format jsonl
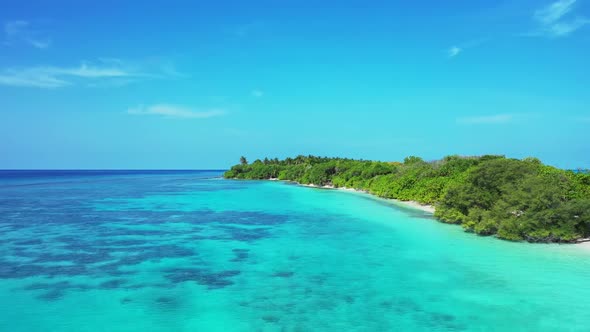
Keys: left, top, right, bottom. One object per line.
{"left": 298, "top": 182, "right": 435, "bottom": 213}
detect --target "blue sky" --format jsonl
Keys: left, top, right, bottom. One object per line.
{"left": 0, "top": 0, "right": 589, "bottom": 169}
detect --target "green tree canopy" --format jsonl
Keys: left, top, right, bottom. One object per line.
{"left": 224, "top": 154, "right": 590, "bottom": 243}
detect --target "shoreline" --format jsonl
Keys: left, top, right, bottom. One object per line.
{"left": 305, "top": 184, "right": 436, "bottom": 213}
{"left": 267, "top": 177, "right": 589, "bottom": 247}
{"left": 269, "top": 178, "right": 436, "bottom": 214}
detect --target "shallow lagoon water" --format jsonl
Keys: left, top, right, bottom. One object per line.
{"left": 0, "top": 170, "right": 589, "bottom": 331}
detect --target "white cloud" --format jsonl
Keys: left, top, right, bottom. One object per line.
{"left": 535, "top": 0, "right": 576, "bottom": 24}
{"left": 0, "top": 70, "right": 68, "bottom": 88}
{"left": 251, "top": 89, "right": 264, "bottom": 98}
{"left": 54, "top": 63, "right": 130, "bottom": 78}
{"left": 445, "top": 38, "right": 490, "bottom": 59}
{"left": 0, "top": 58, "right": 183, "bottom": 89}
{"left": 127, "top": 104, "right": 226, "bottom": 119}
{"left": 547, "top": 18, "right": 590, "bottom": 37}
{"left": 530, "top": 0, "right": 589, "bottom": 37}
{"left": 0, "top": 63, "right": 132, "bottom": 88}
{"left": 27, "top": 38, "right": 51, "bottom": 49}
{"left": 457, "top": 114, "right": 513, "bottom": 124}
{"left": 3, "top": 20, "right": 51, "bottom": 49}
{"left": 448, "top": 46, "right": 462, "bottom": 58}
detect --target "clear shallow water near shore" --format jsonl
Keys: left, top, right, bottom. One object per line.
{"left": 1, "top": 171, "right": 589, "bottom": 331}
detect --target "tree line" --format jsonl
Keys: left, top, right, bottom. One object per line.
{"left": 224, "top": 155, "right": 590, "bottom": 243}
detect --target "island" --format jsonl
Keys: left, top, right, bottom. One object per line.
{"left": 224, "top": 155, "right": 590, "bottom": 243}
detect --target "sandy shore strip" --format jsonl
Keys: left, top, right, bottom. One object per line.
{"left": 297, "top": 182, "right": 435, "bottom": 213}
{"left": 387, "top": 199, "right": 436, "bottom": 214}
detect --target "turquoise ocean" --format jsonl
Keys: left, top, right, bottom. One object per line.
{"left": 0, "top": 170, "right": 589, "bottom": 331}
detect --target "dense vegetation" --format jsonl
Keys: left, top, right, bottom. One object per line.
{"left": 224, "top": 155, "right": 590, "bottom": 243}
